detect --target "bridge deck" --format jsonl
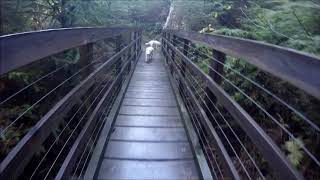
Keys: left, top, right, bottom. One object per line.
{"left": 95, "top": 50, "right": 200, "bottom": 179}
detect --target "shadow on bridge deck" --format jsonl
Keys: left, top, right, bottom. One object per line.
{"left": 87, "top": 50, "right": 200, "bottom": 179}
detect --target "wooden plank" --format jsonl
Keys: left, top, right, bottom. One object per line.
{"left": 0, "top": 27, "right": 140, "bottom": 74}
{"left": 134, "top": 65, "right": 165, "bottom": 69}
{"left": 135, "top": 67, "right": 166, "bottom": 70}
{"left": 131, "top": 78, "right": 169, "bottom": 82}
{"left": 134, "top": 71, "right": 167, "bottom": 74}
{"left": 132, "top": 72, "right": 168, "bottom": 76}
{"left": 127, "top": 88, "right": 171, "bottom": 93}
{"left": 131, "top": 75, "right": 169, "bottom": 79}
{"left": 122, "top": 98, "right": 177, "bottom": 106}
{"left": 126, "top": 89, "right": 171, "bottom": 93}
{"left": 163, "top": 29, "right": 320, "bottom": 99}
{"left": 130, "top": 79, "right": 169, "bottom": 83}
{"left": 119, "top": 106, "right": 180, "bottom": 116}
{"left": 104, "top": 141, "right": 193, "bottom": 160}
{"left": 110, "top": 127, "right": 188, "bottom": 142}
{"left": 133, "top": 71, "right": 167, "bottom": 74}
{"left": 132, "top": 74, "right": 168, "bottom": 77}
{"left": 95, "top": 50, "right": 200, "bottom": 180}
{"left": 128, "top": 84, "right": 171, "bottom": 89}
{"left": 128, "top": 83, "right": 171, "bottom": 87}
{"left": 97, "top": 160, "right": 199, "bottom": 180}
{"left": 125, "top": 91, "right": 174, "bottom": 99}
{"left": 163, "top": 37, "right": 303, "bottom": 180}
{"left": 129, "top": 80, "right": 170, "bottom": 84}
{"left": 115, "top": 115, "right": 182, "bottom": 127}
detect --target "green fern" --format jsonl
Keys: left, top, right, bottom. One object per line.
{"left": 285, "top": 138, "right": 304, "bottom": 167}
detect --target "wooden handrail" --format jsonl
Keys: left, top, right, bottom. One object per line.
{"left": 0, "top": 27, "right": 140, "bottom": 75}
{"left": 55, "top": 58, "right": 132, "bottom": 180}
{"left": 0, "top": 33, "right": 142, "bottom": 180}
{"left": 162, "top": 46, "right": 240, "bottom": 180}
{"left": 162, "top": 36, "right": 304, "bottom": 180}
{"left": 163, "top": 29, "right": 320, "bottom": 100}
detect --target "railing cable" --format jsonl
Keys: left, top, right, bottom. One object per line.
{"left": 43, "top": 71, "right": 117, "bottom": 179}
{"left": 176, "top": 79, "right": 222, "bottom": 180}
{"left": 73, "top": 54, "right": 132, "bottom": 178}
{"left": 172, "top": 37, "right": 319, "bottom": 133}
{"left": 165, "top": 36, "right": 320, "bottom": 167}
{"left": 1, "top": 62, "right": 94, "bottom": 137}
{"left": 171, "top": 53, "right": 266, "bottom": 179}
{"left": 200, "top": 57, "right": 320, "bottom": 167}
{"left": 76, "top": 86, "right": 120, "bottom": 179}
{"left": 0, "top": 65, "right": 65, "bottom": 106}
{"left": 76, "top": 52, "right": 135, "bottom": 178}
{"left": 29, "top": 72, "right": 113, "bottom": 180}
{"left": 0, "top": 48, "right": 110, "bottom": 107}
{"left": 168, "top": 52, "right": 254, "bottom": 179}
{"left": 43, "top": 58, "right": 131, "bottom": 179}
{"left": 163, "top": 45, "right": 223, "bottom": 179}
{"left": 0, "top": 51, "right": 112, "bottom": 137}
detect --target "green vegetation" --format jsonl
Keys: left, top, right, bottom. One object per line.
{"left": 180, "top": 0, "right": 320, "bottom": 178}
{"left": 0, "top": 0, "right": 319, "bottom": 179}
{"left": 1, "top": 0, "right": 169, "bottom": 35}
{"left": 169, "top": 0, "right": 320, "bottom": 55}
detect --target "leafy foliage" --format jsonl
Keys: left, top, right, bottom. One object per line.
{"left": 285, "top": 138, "right": 304, "bottom": 167}
{"left": 170, "top": 0, "right": 320, "bottom": 178}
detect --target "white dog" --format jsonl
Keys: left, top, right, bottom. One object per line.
{"left": 145, "top": 46, "right": 154, "bottom": 63}
{"left": 145, "top": 40, "right": 161, "bottom": 49}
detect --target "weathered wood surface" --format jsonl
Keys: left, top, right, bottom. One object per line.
{"left": 0, "top": 35, "right": 141, "bottom": 180}
{"left": 0, "top": 27, "right": 139, "bottom": 74}
{"left": 55, "top": 59, "right": 132, "bottom": 180}
{"left": 163, "top": 37, "right": 303, "bottom": 180}
{"left": 163, "top": 46, "right": 240, "bottom": 180}
{"left": 163, "top": 29, "right": 320, "bottom": 100}
{"left": 84, "top": 50, "right": 142, "bottom": 179}
{"left": 95, "top": 51, "right": 200, "bottom": 179}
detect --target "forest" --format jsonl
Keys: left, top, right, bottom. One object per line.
{"left": 0, "top": 0, "right": 320, "bottom": 179}
{"left": 1, "top": 0, "right": 320, "bottom": 55}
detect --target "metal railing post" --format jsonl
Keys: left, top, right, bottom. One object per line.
{"left": 206, "top": 49, "right": 226, "bottom": 103}
{"left": 133, "top": 31, "right": 137, "bottom": 61}
{"left": 163, "top": 33, "right": 167, "bottom": 62}
{"left": 166, "top": 33, "right": 170, "bottom": 63}
{"left": 126, "top": 31, "right": 133, "bottom": 72}
{"left": 204, "top": 49, "right": 226, "bottom": 125}
{"left": 182, "top": 39, "right": 189, "bottom": 77}
{"left": 178, "top": 38, "right": 190, "bottom": 100}
{"left": 115, "top": 35, "right": 122, "bottom": 75}
{"left": 138, "top": 31, "right": 142, "bottom": 53}
{"left": 79, "top": 43, "right": 93, "bottom": 78}
{"left": 169, "top": 34, "right": 177, "bottom": 75}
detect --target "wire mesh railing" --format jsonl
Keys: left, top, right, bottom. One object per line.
{"left": 0, "top": 27, "right": 142, "bottom": 180}
{"left": 162, "top": 30, "right": 320, "bottom": 180}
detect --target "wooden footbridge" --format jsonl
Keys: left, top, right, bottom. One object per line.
{"left": 0, "top": 27, "right": 319, "bottom": 180}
